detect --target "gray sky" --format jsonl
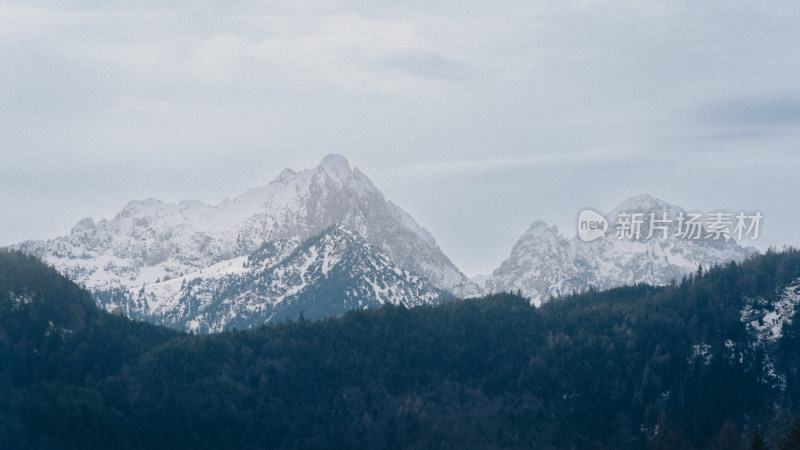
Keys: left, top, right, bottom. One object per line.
{"left": 2, "top": 1, "right": 799, "bottom": 276}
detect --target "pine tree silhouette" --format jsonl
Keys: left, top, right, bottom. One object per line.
{"left": 780, "top": 419, "right": 800, "bottom": 450}
{"left": 750, "top": 428, "right": 767, "bottom": 450}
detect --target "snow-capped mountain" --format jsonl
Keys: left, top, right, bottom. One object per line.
{"left": 95, "top": 224, "right": 445, "bottom": 333}
{"left": 14, "top": 155, "right": 467, "bottom": 329}
{"left": 482, "top": 195, "right": 756, "bottom": 305}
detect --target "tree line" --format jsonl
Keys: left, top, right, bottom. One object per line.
{"left": 2, "top": 248, "right": 800, "bottom": 448}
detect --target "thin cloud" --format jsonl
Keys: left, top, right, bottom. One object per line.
{"left": 2, "top": 0, "right": 800, "bottom": 272}
{"left": 391, "top": 148, "right": 640, "bottom": 178}
{"left": 0, "top": 3, "right": 110, "bottom": 38}
{"left": 705, "top": 96, "right": 800, "bottom": 127}
{"left": 372, "top": 50, "right": 472, "bottom": 81}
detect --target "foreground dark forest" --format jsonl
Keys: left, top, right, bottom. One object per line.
{"left": 2, "top": 249, "right": 800, "bottom": 449}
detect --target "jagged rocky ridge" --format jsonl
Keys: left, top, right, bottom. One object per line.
{"left": 13, "top": 159, "right": 758, "bottom": 330}
{"left": 482, "top": 195, "right": 756, "bottom": 305}
{"left": 14, "top": 155, "right": 468, "bottom": 331}
{"left": 97, "top": 225, "right": 445, "bottom": 332}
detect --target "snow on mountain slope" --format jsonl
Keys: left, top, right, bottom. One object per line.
{"left": 95, "top": 224, "right": 444, "bottom": 333}
{"left": 742, "top": 280, "right": 800, "bottom": 344}
{"left": 731, "top": 280, "right": 800, "bottom": 389}
{"left": 11, "top": 155, "right": 471, "bottom": 330}
{"left": 15, "top": 155, "right": 469, "bottom": 296}
{"left": 483, "top": 195, "right": 755, "bottom": 305}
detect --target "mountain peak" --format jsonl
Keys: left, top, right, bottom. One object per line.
{"left": 606, "top": 194, "right": 684, "bottom": 225}
{"left": 319, "top": 154, "right": 351, "bottom": 171}
{"left": 622, "top": 193, "right": 656, "bottom": 204}
{"left": 522, "top": 220, "right": 561, "bottom": 241}
{"left": 610, "top": 194, "right": 676, "bottom": 213}
{"left": 275, "top": 168, "right": 296, "bottom": 183}
{"left": 485, "top": 195, "right": 754, "bottom": 305}
{"left": 71, "top": 217, "right": 96, "bottom": 235}
{"left": 15, "top": 155, "right": 468, "bottom": 329}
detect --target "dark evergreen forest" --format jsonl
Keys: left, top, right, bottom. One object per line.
{"left": 3, "top": 248, "right": 800, "bottom": 449}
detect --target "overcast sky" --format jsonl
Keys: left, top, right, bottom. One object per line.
{"left": 2, "top": 1, "right": 799, "bottom": 276}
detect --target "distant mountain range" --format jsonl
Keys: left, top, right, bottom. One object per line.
{"left": 479, "top": 194, "right": 755, "bottom": 305}
{"left": 12, "top": 156, "right": 756, "bottom": 330}
{"left": 96, "top": 224, "right": 445, "bottom": 332}
{"left": 14, "top": 155, "right": 468, "bottom": 331}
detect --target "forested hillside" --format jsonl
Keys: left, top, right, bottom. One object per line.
{"left": 3, "top": 248, "right": 800, "bottom": 449}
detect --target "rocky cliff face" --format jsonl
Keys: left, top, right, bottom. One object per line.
{"left": 14, "top": 155, "right": 466, "bottom": 330}
{"left": 482, "top": 195, "right": 755, "bottom": 305}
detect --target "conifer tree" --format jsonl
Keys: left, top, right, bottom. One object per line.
{"left": 750, "top": 428, "right": 767, "bottom": 450}
{"left": 780, "top": 419, "right": 800, "bottom": 450}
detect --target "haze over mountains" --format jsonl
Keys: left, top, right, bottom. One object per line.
{"left": 14, "top": 155, "right": 467, "bottom": 331}
{"left": 13, "top": 156, "right": 756, "bottom": 330}
{"left": 481, "top": 194, "right": 755, "bottom": 305}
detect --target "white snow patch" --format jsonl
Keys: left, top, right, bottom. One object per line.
{"left": 741, "top": 280, "right": 800, "bottom": 343}
{"left": 8, "top": 291, "right": 34, "bottom": 310}
{"left": 689, "top": 343, "right": 713, "bottom": 366}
